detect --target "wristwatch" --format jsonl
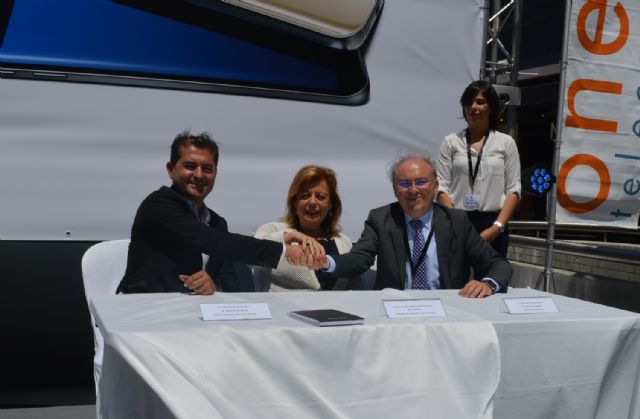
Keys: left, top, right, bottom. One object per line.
{"left": 493, "top": 220, "right": 505, "bottom": 233}
{"left": 482, "top": 279, "right": 497, "bottom": 294}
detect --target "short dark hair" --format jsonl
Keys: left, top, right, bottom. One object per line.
{"left": 460, "top": 80, "right": 500, "bottom": 130}
{"left": 170, "top": 130, "right": 219, "bottom": 166}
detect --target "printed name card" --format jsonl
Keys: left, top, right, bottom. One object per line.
{"left": 383, "top": 299, "right": 447, "bottom": 318}
{"left": 503, "top": 297, "right": 559, "bottom": 314}
{"left": 200, "top": 303, "right": 272, "bottom": 321}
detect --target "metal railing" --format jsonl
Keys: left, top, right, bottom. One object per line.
{"left": 509, "top": 234, "right": 640, "bottom": 265}
{"left": 509, "top": 221, "right": 640, "bottom": 244}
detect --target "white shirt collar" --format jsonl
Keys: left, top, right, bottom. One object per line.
{"left": 403, "top": 208, "right": 433, "bottom": 228}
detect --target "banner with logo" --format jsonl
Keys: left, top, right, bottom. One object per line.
{"left": 557, "top": 0, "right": 640, "bottom": 227}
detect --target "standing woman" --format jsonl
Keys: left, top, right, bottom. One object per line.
{"left": 435, "top": 80, "right": 521, "bottom": 257}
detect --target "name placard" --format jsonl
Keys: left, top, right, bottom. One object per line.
{"left": 383, "top": 299, "right": 447, "bottom": 318}
{"left": 200, "top": 303, "right": 272, "bottom": 321}
{"left": 503, "top": 297, "right": 559, "bottom": 314}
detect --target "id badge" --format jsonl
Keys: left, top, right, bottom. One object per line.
{"left": 463, "top": 194, "right": 481, "bottom": 210}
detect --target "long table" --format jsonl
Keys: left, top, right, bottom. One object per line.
{"left": 91, "top": 288, "right": 640, "bottom": 419}
{"left": 407, "top": 289, "right": 640, "bottom": 419}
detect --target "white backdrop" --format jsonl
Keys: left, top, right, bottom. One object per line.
{"left": 0, "top": 0, "right": 483, "bottom": 240}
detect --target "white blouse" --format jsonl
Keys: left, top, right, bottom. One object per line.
{"left": 435, "top": 129, "right": 521, "bottom": 212}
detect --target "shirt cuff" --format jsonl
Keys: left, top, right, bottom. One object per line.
{"left": 278, "top": 243, "right": 287, "bottom": 266}
{"left": 323, "top": 255, "right": 337, "bottom": 273}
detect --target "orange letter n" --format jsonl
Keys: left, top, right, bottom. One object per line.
{"left": 565, "top": 79, "right": 622, "bottom": 133}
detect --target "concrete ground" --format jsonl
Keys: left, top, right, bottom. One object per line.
{"left": 0, "top": 405, "right": 95, "bottom": 419}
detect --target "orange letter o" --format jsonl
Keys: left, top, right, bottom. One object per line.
{"left": 557, "top": 154, "right": 610, "bottom": 213}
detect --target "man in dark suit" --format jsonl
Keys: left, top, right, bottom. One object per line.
{"left": 117, "top": 131, "right": 322, "bottom": 294}
{"left": 322, "top": 154, "right": 511, "bottom": 298}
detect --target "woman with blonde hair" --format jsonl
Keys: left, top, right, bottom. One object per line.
{"left": 254, "top": 165, "right": 355, "bottom": 291}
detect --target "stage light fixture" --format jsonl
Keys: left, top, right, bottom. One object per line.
{"left": 522, "top": 164, "right": 556, "bottom": 196}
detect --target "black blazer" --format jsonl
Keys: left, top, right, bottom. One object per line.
{"left": 117, "top": 186, "right": 282, "bottom": 294}
{"left": 332, "top": 202, "right": 512, "bottom": 291}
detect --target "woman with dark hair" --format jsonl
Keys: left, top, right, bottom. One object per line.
{"left": 435, "top": 80, "right": 521, "bottom": 258}
{"left": 254, "top": 165, "right": 355, "bottom": 291}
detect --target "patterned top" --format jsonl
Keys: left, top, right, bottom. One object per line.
{"left": 254, "top": 222, "right": 353, "bottom": 291}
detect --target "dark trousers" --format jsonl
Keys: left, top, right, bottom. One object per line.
{"left": 465, "top": 210, "right": 509, "bottom": 257}
{"left": 464, "top": 210, "right": 509, "bottom": 281}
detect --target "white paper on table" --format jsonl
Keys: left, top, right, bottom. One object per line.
{"left": 503, "top": 297, "right": 559, "bottom": 314}
{"left": 200, "top": 303, "right": 272, "bottom": 321}
{"left": 383, "top": 298, "right": 447, "bottom": 318}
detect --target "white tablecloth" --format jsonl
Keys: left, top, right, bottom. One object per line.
{"left": 92, "top": 288, "right": 640, "bottom": 419}
{"left": 407, "top": 288, "right": 640, "bottom": 419}
{"left": 93, "top": 289, "right": 500, "bottom": 419}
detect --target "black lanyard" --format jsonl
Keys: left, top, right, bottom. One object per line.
{"left": 408, "top": 223, "right": 435, "bottom": 277}
{"left": 466, "top": 130, "right": 490, "bottom": 192}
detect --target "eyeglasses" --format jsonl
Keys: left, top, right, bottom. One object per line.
{"left": 395, "top": 178, "right": 435, "bottom": 190}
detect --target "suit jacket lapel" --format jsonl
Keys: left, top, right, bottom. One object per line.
{"left": 433, "top": 205, "right": 452, "bottom": 289}
{"left": 389, "top": 203, "right": 408, "bottom": 289}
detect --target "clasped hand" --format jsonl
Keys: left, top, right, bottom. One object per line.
{"left": 179, "top": 270, "right": 218, "bottom": 295}
{"left": 283, "top": 231, "right": 327, "bottom": 270}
